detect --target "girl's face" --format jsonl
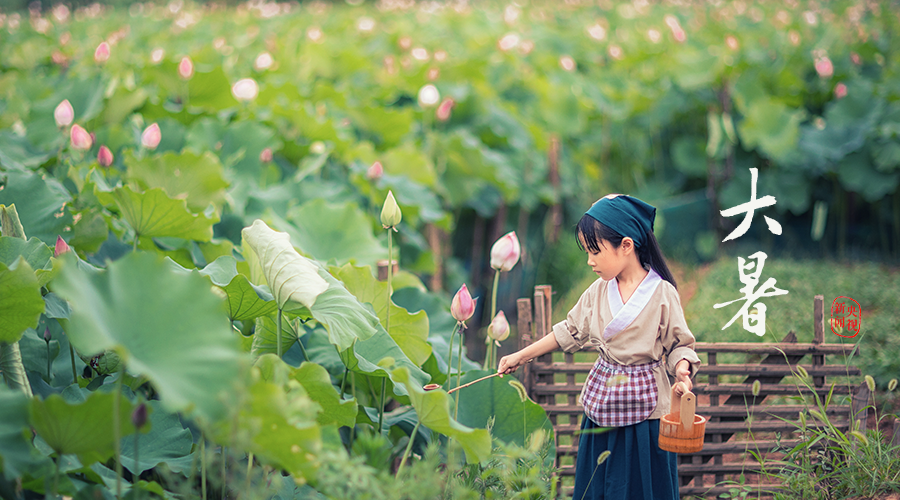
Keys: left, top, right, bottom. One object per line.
{"left": 579, "top": 235, "right": 628, "bottom": 280}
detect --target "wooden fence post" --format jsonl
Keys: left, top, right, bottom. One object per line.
{"left": 813, "top": 295, "right": 825, "bottom": 387}
{"left": 517, "top": 297, "right": 534, "bottom": 399}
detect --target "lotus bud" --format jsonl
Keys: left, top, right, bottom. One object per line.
{"left": 380, "top": 190, "right": 402, "bottom": 228}
{"left": 141, "top": 123, "right": 161, "bottom": 149}
{"left": 43, "top": 328, "right": 52, "bottom": 342}
{"left": 417, "top": 84, "right": 440, "bottom": 107}
{"left": 131, "top": 403, "right": 148, "bottom": 429}
{"left": 366, "top": 161, "right": 383, "bottom": 180}
{"left": 487, "top": 311, "right": 510, "bottom": 342}
{"left": 231, "top": 78, "right": 259, "bottom": 101}
{"left": 54, "top": 99, "right": 74, "bottom": 128}
{"left": 450, "top": 283, "right": 475, "bottom": 322}
{"left": 178, "top": 56, "right": 194, "bottom": 80}
{"left": 259, "top": 147, "right": 273, "bottom": 163}
{"left": 436, "top": 97, "right": 455, "bottom": 122}
{"left": 70, "top": 124, "right": 92, "bottom": 150}
{"left": 834, "top": 82, "right": 847, "bottom": 99}
{"left": 815, "top": 56, "right": 833, "bottom": 78}
{"left": 54, "top": 236, "right": 71, "bottom": 257}
{"left": 490, "top": 231, "right": 521, "bottom": 271}
{"left": 97, "top": 145, "right": 114, "bottom": 167}
{"left": 94, "top": 41, "right": 110, "bottom": 63}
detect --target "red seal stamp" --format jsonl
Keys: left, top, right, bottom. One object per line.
{"left": 830, "top": 296, "right": 861, "bottom": 338}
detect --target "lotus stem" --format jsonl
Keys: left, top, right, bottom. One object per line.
{"left": 379, "top": 228, "right": 394, "bottom": 435}
{"left": 483, "top": 270, "right": 501, "bottom": 370}
{"left": 448, "top": 372, "right": 503, "bottom": 395}
{"left": 134, "top": 431, "right": 140, "bottom": 493}
{"left": 276, "top": 309, "right": 283, "bottom": 358}
{"left": 46, "top": 342, "right": 51, "bottom": 381}
{"left": 295, "top": 319, "right": 308, "bottom": 362}
{"left": 114, "top": 368, "right": 124, "bottom": 500}
{"left": 245, "top": 453, "right": 253, "bottom": 497}
{"left": 454, "top": 334, "right": 463, "bottom": 419}
{"left": 201, "top": 438, "right": 207, "bottom": 500}
{"left": 397, "top": 419, "right": 421, "bottom": 476}
{"left": 378, "top": 378, "right": 387, "bottom": 434}
{"left": 69, "top": 343, "right": 77, "bottom": 384}
{"left": 446, "top": 323, "right": 455, "bottom": 383}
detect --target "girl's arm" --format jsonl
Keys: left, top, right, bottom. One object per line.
{"left": 497, "top": 333, "right": 560, "bottom": 375}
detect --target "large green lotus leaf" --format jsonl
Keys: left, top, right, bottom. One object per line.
{"left": 51, "top": 252, "right": 244, "bottom": 421}
{"left": 0, "top": 387, "right": 50, "bottom": 479}
{"left": 391, "top": 367, "right": 491, "bottom": 463}
{"left": 0, "top": 236, "right": 53, "bottom": 283}
{"left": 251, "top": 314, "right": 298, "bottom": 359}
{"left": 670, "top": 136, "right": 708, "bottom": 178}
{"left": 95, "top": 185, "right": 219, "bottom": 242}
{"left": 199, "top": 255, "right": 276, "bottom": 321}
{"left": 306, "top": 264, "right": 381, "bottom": 353}
{"left": 255, "top": 355, "right": 356, "bottom": 428}
{"left": 221, "top": 121, "right": 281, "bottom": 180}
{"left": 30, "top": 391, "right": 136, "bottom": 465}
{"left": 0, "top": 258, "right": 43, "bottom": 343}
{"left": 0, "top": 170, "right": 72, "bottom": 246}
{"left": 285, "top": 199, "right": 386, "bottom": 267}
{"left": 214, "top": 367, "right": 321, "bottom": 482}
{"left": 18, "top": 327, "right": 60, "bottom": 377}
{"left": 380, "top": 143, "right": 437, "bottom": 188}
{"left": 347, "top": 105, "right": 414, "bottom": 148}
{"left": 456, "top": 369, "right": 554, "bottom": 448}
{"left": 673, "top": 47, "right": 721, "bottom": 90}
{"left": 187, "top": 66, "right": 240, "bottom": 112}
{"left": 838, "top": 154, "right": 900, "bottom": 203}
{"left": 120, "top": 401, "right": 194, "bottom": 476}
{"left": 124, "top": 151, "right": 229, "bottom": 212}
{"left": 241, "top": 220, "right": 329, "bottom": 311}
{"left": 0, "top": 131, "right": 52, "bottom": 171}
{"left": 873, "top": 140, "right": 900, "bottom": 172}
{"left": 331, "top": 264, "right": 432, "bottom": 367}
{"left": 737, "top": 97, "right": 804, "bottom": 162}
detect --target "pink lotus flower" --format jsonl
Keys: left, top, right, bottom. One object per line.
{"left": 450, "top": 283, "right": 476, "bottom": 322}
{"left": 490, "top": 231, "right": 521, "bottom": 271}
{"left": 178, "top": 56, "right": 193, "bottom": 80}
{"left": 54, "top": 99, "right": 74, "bottom": 128}
{"left": 366, "top": 161, "right": 383, "bottom": 180}
{"left": 834, "top": 82, "right": 848, "bottom": 99}
{"left": 97, "top": 145, "right": 114, "bottom": 167}
{"left": 141, "top": 123, "right": 161, "bottom": 149}
{"left": 70, "top": 124, "right": 92, "bottom": 150}
{"left": 259, "top": 147, "right": 273, "bottom": 163}
{"left": 850, "top": 52, "right": 861, "bottom": 65}
{"left": 815, "top": 56, "right": 834, "bottom": 78}
{"left": 436, "top": 97, "right": 455, "bottom": 122}
{"left": 487, "top": 311, "right": 510, "bottom": 342}
{"left": 54, "top": 236, "right": 71, "bottom": 257}
{"left": 231, "top": 78, "right": 259, "bottom": 101}
{"left": 94, "top": 41, "right": 110, "bottom": 63}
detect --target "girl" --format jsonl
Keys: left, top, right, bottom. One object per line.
{"left": 498, "top": 194, "right": 700, "bottom": 500}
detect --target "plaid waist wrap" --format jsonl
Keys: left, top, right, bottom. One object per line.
{"left": 582, "top": 356, "right": 662, "bottom": 427}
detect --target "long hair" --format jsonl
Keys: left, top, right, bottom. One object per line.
{"left": 576, "top": 215, "right": 677, "bottom": 289}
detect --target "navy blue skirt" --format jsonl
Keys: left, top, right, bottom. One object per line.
{"left": 572, "top": 415, "right": 680, "bottom": 500}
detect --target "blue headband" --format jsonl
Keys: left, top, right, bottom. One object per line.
{"left": 585, "top": 194, "right": 656, "bottom": 248}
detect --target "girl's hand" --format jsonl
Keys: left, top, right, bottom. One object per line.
{"left": 674, "top": 359, "right": 693, "bottom": 396}
{"left": 497, "top": 352, "right": 527, "bottom": 376}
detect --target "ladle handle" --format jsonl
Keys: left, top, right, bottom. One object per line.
{"left": 670, "top": 382, "right": 696, "bottom": 432}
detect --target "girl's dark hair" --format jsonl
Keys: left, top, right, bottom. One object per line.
{"left": 576, "top": 215, "right": 677, "bottom": 289}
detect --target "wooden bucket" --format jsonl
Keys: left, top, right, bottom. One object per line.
{"left": 659, "top": 382, "right": 707, "bottom": 453}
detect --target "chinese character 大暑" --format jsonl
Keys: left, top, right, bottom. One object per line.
{"left": 720, "top": 168, "right": 783, "bottom": 242}
{"left": 713, "top": 251, "right": 789, "bottom": 336}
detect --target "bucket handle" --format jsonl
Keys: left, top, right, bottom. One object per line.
{"left": 669, "top": 382, "right": 696, "bottom": 432}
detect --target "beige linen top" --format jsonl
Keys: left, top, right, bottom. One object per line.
{"left": 552, "top": 274, "right": 701, "bottom": 421}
